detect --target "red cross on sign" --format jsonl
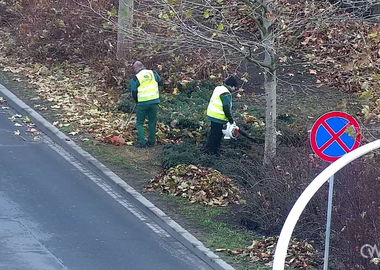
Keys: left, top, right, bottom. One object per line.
{"left": 310, "top": 112, "right": 361, "bottom": 162}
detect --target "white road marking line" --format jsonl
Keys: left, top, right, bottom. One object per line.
{"left": 44, "top": 136, "right": 171, "bottom": 238}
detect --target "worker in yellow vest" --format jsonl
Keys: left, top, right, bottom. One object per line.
{"left": 129, "top": 61, "right": 162, "bottom": 148}
{"left": 205, "top": 77, "right": 238, "bottom": 155}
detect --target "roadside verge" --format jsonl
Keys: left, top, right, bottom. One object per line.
{"left": 0, "top": 83, "right": 235, "bottom": 270}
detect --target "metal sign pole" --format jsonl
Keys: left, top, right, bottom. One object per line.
{"left": 323, "top": 174, "right": 334, "bottom": 270}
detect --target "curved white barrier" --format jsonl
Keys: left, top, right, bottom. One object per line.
{"left": 273, "top": 139, "right": 380, "bottom": 269}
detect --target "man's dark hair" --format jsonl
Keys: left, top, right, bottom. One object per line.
{"left": 224, "top": 76, "right": 238, "bottom": 87}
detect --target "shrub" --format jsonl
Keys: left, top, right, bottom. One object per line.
{"left": 10, "top": 0, "right": 116, "bottom": 62}
{"left": 179, "top": 80, "right": 215, "bottom": 98}
{"left": 161, "top": 143, "right": 202, "bottom": 169}
{"left": 277, "top": 113, "right": 309, "bottom": 147}
{"left": 213, "top": 144, "right": 326, "bottom": 239}
{"left": 157, "top": 81, "right": 214, "bottom": 134}
{"left": 176, "top": 117, "right": 201, "bottom": 130}
{"left": 117, "top": 98, "right": 135, "bottom": 114}
{"left": 211, "top": 143, "right": 380, "bottom": 268}
{"left": 330, "top": 156, "right": 380, "bottom": 269}
{"left": 277, "top": 123, "right": 308, "bottom": 147}
{"left": 0, "top": 1, "right": 20, "bottom": 25}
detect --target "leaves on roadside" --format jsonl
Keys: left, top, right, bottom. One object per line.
{"left": 216, "top": 237, "right": 320, "bottom": 269}
{"left": 145, "top": 164, "right": 243, "bottom": 206}
{"left": 26, "top": 127, "right": 38, "bottom": 133}
{"left": 22, "top": 116, "right": 30, "bottom": 123}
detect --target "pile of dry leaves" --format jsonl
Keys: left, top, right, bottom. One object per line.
{"left": 145, "top": 164, "right": 243, "bottom": 206}
{"left": 216, "top": 237, "right": 320, "bottom": 269}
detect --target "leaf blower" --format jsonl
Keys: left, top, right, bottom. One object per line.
{"left": 222, "top": 122, "right": 240, "bottom": 139}
{"left": 222, "top": 122, "right": 256, "bottom": 142}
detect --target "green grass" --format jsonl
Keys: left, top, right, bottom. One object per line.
{"left": 81, "top": 141, "right": 149, "bottom": 179}
{"left": 83, "top": 143, "right": 126, "bottom": 166}
{"left": 60, "top": 124, "right": 74, "bottom": 133}
{"left": 184, "top": 205, "right": 252, "bottom": 249}
{"left": 80, "top": 139, "right": 163, "bottom": 193}
{"left": 156, "top": 195, "right": 273, "bottom": 269}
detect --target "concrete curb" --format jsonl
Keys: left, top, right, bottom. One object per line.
{"left": 0, "top": 83, "right": 235, "bottom": 270}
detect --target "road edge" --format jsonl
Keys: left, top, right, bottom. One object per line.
{"left": 0, "top": 83, "right": 235, "bottom": 270}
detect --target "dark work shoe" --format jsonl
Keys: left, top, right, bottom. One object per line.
{"left": 147, "top": 141, "right": 156, "bottom": 147}
{"left": 134, "top": 143, "right": 147, "bottom": 148}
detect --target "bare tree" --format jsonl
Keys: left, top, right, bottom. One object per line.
{"left": 255, "top": 0, "right": 277, "bottom": 164}
{"left": 117, "top": 0, "right": 133, "bottom": 60}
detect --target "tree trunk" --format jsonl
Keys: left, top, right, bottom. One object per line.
{"left": 263, "top": 67, "right": 277, "bottom": 165}
{"left": 117, "top": 0, "right": 133, "bottom": 60}
{"left": 262, "top": 0, "right": 277, "bottom": 165}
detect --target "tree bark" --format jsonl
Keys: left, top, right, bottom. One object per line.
{"left": 117, "top": 0, "right": 133, "bottom": 60}
{"left": 262, "top": 0, "right": 277, "bottom": 165}
{"left": 263, "top": 67, "right": 277, "bottom": 165}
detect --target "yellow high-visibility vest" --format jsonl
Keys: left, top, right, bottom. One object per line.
{"left": 206, "top": 85, "right": 231, "bottom": 121}
{"left": 136, "top": 70, "right": 159, "bottom": 102}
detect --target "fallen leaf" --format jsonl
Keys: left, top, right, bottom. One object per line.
{"left": 245, "top": 115, "right": 256, "bottom": 123}
{"left": 22, "top": 116, "right": 30, "bottom": 123}
{"left": 26, "top": 128, "right": 37, "bottom": 133}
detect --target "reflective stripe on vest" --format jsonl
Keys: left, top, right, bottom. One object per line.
{"left": 136, "top": 70, "right": 159, "bottom": 102}
{"left": 206, "top": 85, "right": 231, "bottom": 121}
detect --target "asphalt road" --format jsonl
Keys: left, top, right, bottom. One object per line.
{"left": 0, "top": 103, "right": 212, "bottom": 270}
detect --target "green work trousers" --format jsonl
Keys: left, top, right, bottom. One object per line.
{"left": 135, "top": 103, "right": 158, "bottom": 145}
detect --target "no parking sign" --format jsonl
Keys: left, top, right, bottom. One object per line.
{"left": 309, "top": 111, "right": 361, "bottom": 270}
{"left": 310, "top": 111, "right": 361, "bottom": 162}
